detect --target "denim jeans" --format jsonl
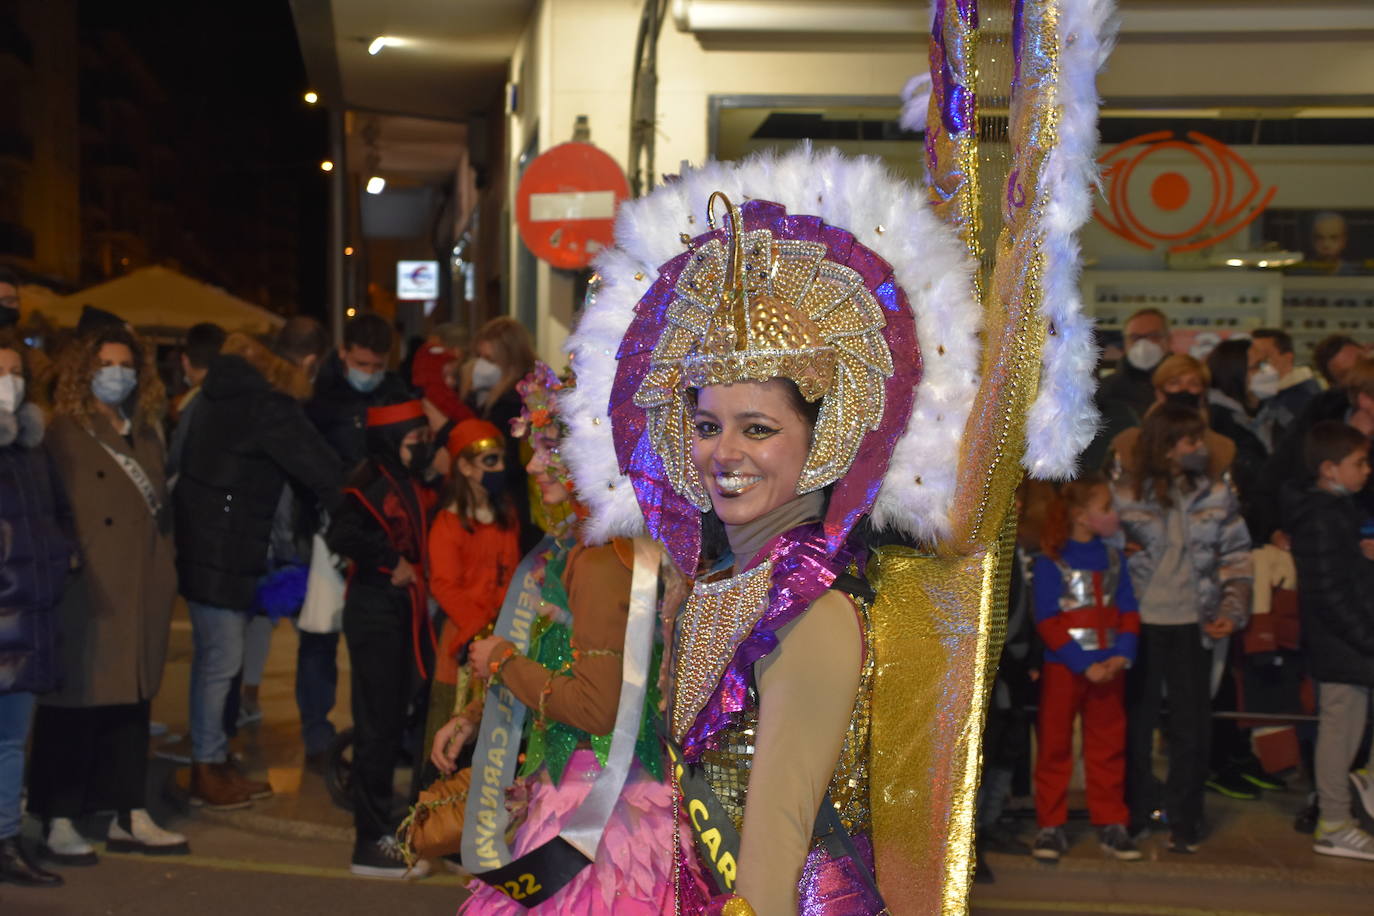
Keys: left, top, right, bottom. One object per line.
{"left": 188, "top": 601, "right": 252, "bottom": 763}
{"left": 0, "top": 691, "right": 36, "bottom": 839}
{"left": 295, "top": 629, "right": 339, "bottom": 756}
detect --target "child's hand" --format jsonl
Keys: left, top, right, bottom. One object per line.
{"left": 1103, "top": 656, "right": 1129, "bottom": 681}
{"left": 1203, "top": 617, "right": 1235, "bottom": 639}
{"left": 1085, "top": 662, "right": 1108, "bottom": 684}
{"left": 1360, "top": 539, "right": 1374, "bottom": 562}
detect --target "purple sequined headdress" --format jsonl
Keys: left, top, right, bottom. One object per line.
{"left": 559, "top": 147, "right": 983, "bottom": 567}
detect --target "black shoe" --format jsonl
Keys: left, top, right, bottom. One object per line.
{"left": 1294, "top": 793, "right": 1319, "bottom": 835}
{"left": 350, "top": 836, "right": 431, "bottom": 879}
{"left": 1238, "top": 762, "right": 1285, "bottom": 792}
{"left": 304, "top": 751, "right": 328, "bottom": 775}
{"left": 981, "top": 825, "right": 1031, "bottom": 856}
{"left": 0, "top": 836, "right": 63, "bottom": 887}
{"left": 1031, "top": 826, "right": 1069, "bottom": 862}
{"left": 1205, "top": 771, "right": 1260, "bottom": 800}
{"left": 1168, "top": 831, "right": 1200, "bottom": 854}
{"left": 1098, "top": 824, "right": 1143, "bottom": 861}
{"left": 974, "top": 842, "right": 995, "bottom": 884}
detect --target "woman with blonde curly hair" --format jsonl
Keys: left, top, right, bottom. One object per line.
{"left": 27, "top": 326, "right": 187, "bottom": 864}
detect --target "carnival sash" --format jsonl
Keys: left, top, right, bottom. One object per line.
{"left": 461, "top": 537, "right": 661, "bottom": 907}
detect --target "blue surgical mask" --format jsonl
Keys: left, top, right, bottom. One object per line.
{"left": 346, "top": 366, "right": 383, "bottom": 394}
{"left": 92, "top": 366, "right": 137, "bottom": 405}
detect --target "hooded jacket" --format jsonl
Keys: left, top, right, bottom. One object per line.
{"left": 306, "top": 351, "right": 414, "bottom": 471}
{"left": 1109, "top": 426, "right": 1254, "bottom": 629}
{"left": 174, "top": 354, "right": 342, "bottom": 610}
{"left": 0, "top": 404, "right": 75, "bottom": 694}
{"left": 1286, "top": 485, "right": 1374, "bottom": 686}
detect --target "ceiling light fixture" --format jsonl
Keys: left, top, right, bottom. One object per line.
{"left": 367, "top": 36, "right": 394, "bottom": 55}
{"left": 366, "top": 176, "right": 386, "bottom": 194}
{"left": 304, "top": 91, "right": 319, "bottom": 104}
{"left": 320, "top": 160, "right": 334, "bottom": 172}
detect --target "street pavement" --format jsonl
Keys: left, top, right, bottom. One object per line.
{"left": 4, "top": 604, "right": 1373, "bottom": 915}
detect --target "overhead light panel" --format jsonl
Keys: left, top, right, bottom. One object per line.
{"left": 366, "top": 176, "right": 386, "bottom": 194}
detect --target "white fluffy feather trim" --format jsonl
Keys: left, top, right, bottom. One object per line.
{"left": 561, "top": 146, "right": 982, "bottom": 545}
{"left": 1022, "top": 0, "right": 1118, "bottom": 479}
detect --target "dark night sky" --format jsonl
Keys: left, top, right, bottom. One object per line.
{"left": 80, "top": 0, "right": 329, "bottom": 315}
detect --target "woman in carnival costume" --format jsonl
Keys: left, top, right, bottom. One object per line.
{"left": 559, "top": 0, "right": 1116, "bottom": 910}
{"left": 430, "top": 362, "right": 683, "bottom": 912}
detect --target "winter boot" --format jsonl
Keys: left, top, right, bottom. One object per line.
{"left": 42, "top": 817, "right": 98, "bottom": 866}
{"left": 107, "top": 809, "right": 190, "bottom": 856}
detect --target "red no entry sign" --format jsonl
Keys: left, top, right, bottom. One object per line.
{"left": 515, "top": 142, "right": 631, "bottom": 270}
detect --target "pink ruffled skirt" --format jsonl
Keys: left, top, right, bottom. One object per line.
{"left": 458, "top": 749, "right": 675, "bottom": 914}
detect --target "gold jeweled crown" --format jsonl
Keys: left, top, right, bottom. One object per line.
{"left": 633, "top": 192, "right": 894, "bottom": 509}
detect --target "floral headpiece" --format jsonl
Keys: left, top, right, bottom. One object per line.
{"left": 511, "top": 360, "right": 573, "bottom": 486}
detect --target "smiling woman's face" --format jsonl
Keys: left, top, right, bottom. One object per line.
{"left": 690, "top": 379, "right": 812, "bottom": 526}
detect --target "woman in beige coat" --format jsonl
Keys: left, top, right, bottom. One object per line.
{"left": 27, "top": 327, "right": 186, "bottom": 864}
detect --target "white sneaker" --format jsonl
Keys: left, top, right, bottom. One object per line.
{"left": 1314, "top": 821, "right": 1374, "bottom": 861}
{"left": 1351, "top": 769, "right": 1374, "bottom": 827}
{"left": 43, "top": 817, "right": 98, "bottom": 865}
{"left": 107, "top": 809, "right": 190, "bottom": 856}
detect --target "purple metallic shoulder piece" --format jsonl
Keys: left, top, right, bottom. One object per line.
{"left": 679, "top": 524, "right": 859, "bottom": 761}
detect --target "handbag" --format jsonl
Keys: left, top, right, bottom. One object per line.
{"left": 297, "top": 533, "right": 346, "bottom": 634}
{"left": 397, "top": 767, "right": 472, "bottom": 865}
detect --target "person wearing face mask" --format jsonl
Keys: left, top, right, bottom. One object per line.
{"left": 1205, "top": 340, "right": 1274, "bottom": 535}
{"left": 419, "top": 418, "right": 519, "bottom": 776}
{"left": 172, "top": 326, "right": 343, "bottom": 809}
{"left": 1111, "top": 403, "right": 1253, "bottom": 855}
{"left": 29, "top": 327, "right": 188, "bottom": 863}
{"left": 460, "top": 317, "right": 538, "bottom": 552}
{"left": 307, "top": 313, "right": 414, "bottom": 471}
{"left": 1106, "top": 354, "right": 1238, "bottom": 481}
{"left": 326, "top": 399, "right": 441, "bottom": 879}
{"left": 1083, "top": 309, "right": 1173, "bottom": 469}
{"left": 0, "top": 332, "right": 74, "bottom": 888}
{"left": 1029, "top": 474, "right": 1140, "bottom": 864}
{"left": 1250, "top": 329, "right": 1321, "bottom": 444}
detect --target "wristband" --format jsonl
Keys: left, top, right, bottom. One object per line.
{"left": 488, "top": 644, "right": 517, "bottom": 680}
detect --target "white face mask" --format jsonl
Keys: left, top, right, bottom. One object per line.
{"left": 1248, "top": 362, "right": 1280, "bottom": 400}
{"left": 0, "top": 374, "right": 24, "bottom": 414}
{"left": 471, "top": 356, "right": 502, "bottom": 390}
{"left": 1125, "top": 338, "right": 1166, "bottom": 372}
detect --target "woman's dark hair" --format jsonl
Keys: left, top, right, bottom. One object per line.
{"left": 1131, "top": 402, "right": 1208, "bottom": 507}
{"left": 1205, "top": 338, "right": 1253, "bottom": 410}
{"left": 444, "top": 445, "right": 515, "bottom": 533}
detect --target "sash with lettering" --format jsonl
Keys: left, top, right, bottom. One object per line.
{"left": 459, "top": 537, "right": 660, "bottom": 907}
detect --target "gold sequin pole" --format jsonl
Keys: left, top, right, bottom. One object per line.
{"left": 870, "top": 1, "right": 1064, "bottom": 912}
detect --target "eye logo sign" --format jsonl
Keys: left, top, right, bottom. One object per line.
{"left": 1094, "top": 130, "right": 1277, "bottom": 254}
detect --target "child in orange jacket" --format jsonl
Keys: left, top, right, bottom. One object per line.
{"left": 424, "top": 419, "right": 521, "bottom": 760}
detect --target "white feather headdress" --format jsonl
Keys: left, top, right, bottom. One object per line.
{"left": 560, "top": 145, "right": 982, "bottom": 546}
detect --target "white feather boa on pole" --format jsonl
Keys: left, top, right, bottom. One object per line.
{"left": 1023, "top": 0, "right": 1117, "bottom": 479}
{"left": 560, "top": 145, "right": 982, "bottom": 546}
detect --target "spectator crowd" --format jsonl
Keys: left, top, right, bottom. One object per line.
{"left": 3, "top": 260, "right": 1374, "bottom": 890}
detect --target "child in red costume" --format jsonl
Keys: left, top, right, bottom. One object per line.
{"left": 1031, "top": 473, "right": 1142, "bottom": 863}
{"left": 423, "top": 419, "right": 520, "bottom": 762}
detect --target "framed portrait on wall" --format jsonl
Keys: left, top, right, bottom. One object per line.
{"left": 1260, "top": 208, "right": 1374, "bottom": 275}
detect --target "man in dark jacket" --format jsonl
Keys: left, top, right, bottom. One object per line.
{"left": 306, "top": 313, "right": 414, "bottom": 471}
{"left": 1257, "top": 357, "right": 1374, "bottom": 543}
{"left": 1083, "top": 308, "right": 1170, "bottom": 469}
{"left": 1288, "top": 421, "right": 1374, "bottom": 861}
{"left": 175, "top": 320, "right": 342, "bottom": 809}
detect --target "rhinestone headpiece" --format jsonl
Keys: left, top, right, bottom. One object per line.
{"left": 633, "top": 192, "right": 895, "bottom": 509}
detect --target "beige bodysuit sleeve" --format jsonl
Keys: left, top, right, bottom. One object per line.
{"left": 734, "top": 589, "right": 864, "bottom": 915}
